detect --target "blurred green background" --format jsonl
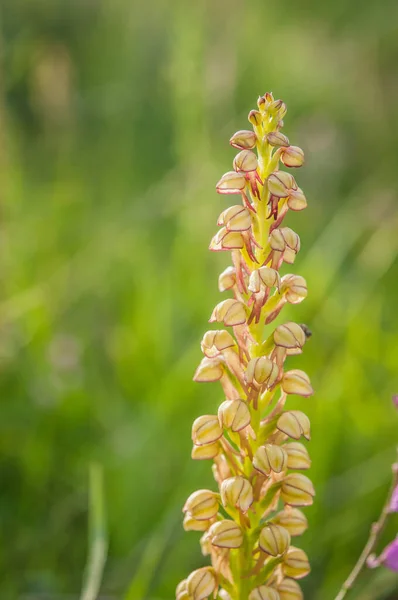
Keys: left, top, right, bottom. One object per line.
{"left": 1, "top": 0, "right": 398, "bottom": 598}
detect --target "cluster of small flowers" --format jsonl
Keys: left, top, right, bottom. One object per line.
{"left": 177, "top": 93, "right": 314, "bottom": 600}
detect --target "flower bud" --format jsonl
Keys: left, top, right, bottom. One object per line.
{"left": 210, "top": 299, "right": 247, "bottom": 327}
{"left": 281, "top": 474, "right": 315, "bottom": 507}
{"left": 208, "top": 519, "right": 243, "bottom": 549}
{"left": 230, "top": 129, "right": 257, "bottom": 150}
{"left": 280, "top": 275, "right": 307, "bottom": 304}
{"left": 216, "top": 171, "right": 246, "bottom": 194}
{"left": 176, "top": 579, "right": 190, "bottom": 600}
{"left": 221, "top": 476, "right": 253, "bottom": 513}
{"left": 273, "top": 508, "right": 308, "bottom": 537}
{"left": 259, "top": 523, "right": 291, "bottom": 556}
{"left": 274, "top": 322, "right": 306, "bottom": 353}
{"left": 253, "top": 444, "right": 288, "bottom": 476}
{"left": 287, "top": 188, "right": 307, "bottom": 212}
{"left": 267, "top": 171, "right": 296, "bottom": 198}
{"left": 281, "top": 370, "right": 313, "bottom": 397}
{"left": 218, "top": 266, "right": 236, "bottom": 292}
{"left": 248, "top": 110, "right": 262, "bottom": 127}
{"left": 193, "top": 357, "right": 224, "bottom": 383}
{"left": 218, "top": 399, "right": 251, "bottom": 432}
{"left": 191, "top": 442, "right": 220, "bottom": 460}
{"left": 280, "top": 146, "right": 304, "bottom": 168}
{"left": 269, "top": 229, "right": 287, "bottom": 252}
{"left": 186, "top": 567, "right": 218, "bottom": 600}
{"left": 248, "top": 267, "right": 281, "bottom": 293}
{"left": 218, "top": 205, "right": 251, "bottom": 232}
{"left": 183, "top": 513, "right": 215, "bottom": 532}
{"left": 249, "top": 586, "right": 280, "bottom": 600}
{"left": 201, "top": 330, "right": 236, "bottom": 358}
{"left": 283, "top": 547, "right": 311, "bottom": 579}
{"left": 269, "top": 100, "right": 287, "bottom": 120}
{"left": 269, "top": 229, "right": 301, "bottom": 265}
{"left": 277, "top": 411, "right": 311, "bottom": 441}
{"left": 209, "top": 227, "right": 246, "bottom": 252}
{"left": 284, "top": 442, "right": 311, "bottom": 470}
{"left": 277, "top": 578, "right": 303, "bottom": 600}
{"left": 279, "top": 228, "right": 300, "bottom": 263}
{"left": 183, "top": 489, "right": 219, "bottom": 521}
{"left": 245, "top": 356, "right": 280, "bottom": 389}
{"left": 192, "top": 415, "right": 223, "bottom": 446}
{"left": 233, "top": 150, "right": 258, "bottom": 173}
{"left": 257, "top": 93, "right": 274, "bottom": 111}
{"left": 266, "top": 131, "right": 289, "bottom": 147}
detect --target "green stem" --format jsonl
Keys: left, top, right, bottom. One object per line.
{"left": 238, "top": 533, "right": 251, "bottom": 600}
{"left": 80, "top": 463, "right": 108, "bottom": 600}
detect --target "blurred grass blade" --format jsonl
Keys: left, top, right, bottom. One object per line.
{"left": 80, "top": 463, "right": 108, "bottom": 600}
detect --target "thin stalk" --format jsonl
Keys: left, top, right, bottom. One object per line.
{"left": 334, "top": 456, "right": 398, "bottom": 600}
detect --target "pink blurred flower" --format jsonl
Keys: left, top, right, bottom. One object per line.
{"left": 382, "top": 537, "right": 398, "bottom": 572}
{"left": 393, "top": 395, "right": 398, "bottom": 409}
{"left": 389, "top": 485, "right": 398, "bottom": 513}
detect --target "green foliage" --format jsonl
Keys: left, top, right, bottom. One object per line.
{"left": 0, "top": 0, "right": 397, "bottom": 598}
